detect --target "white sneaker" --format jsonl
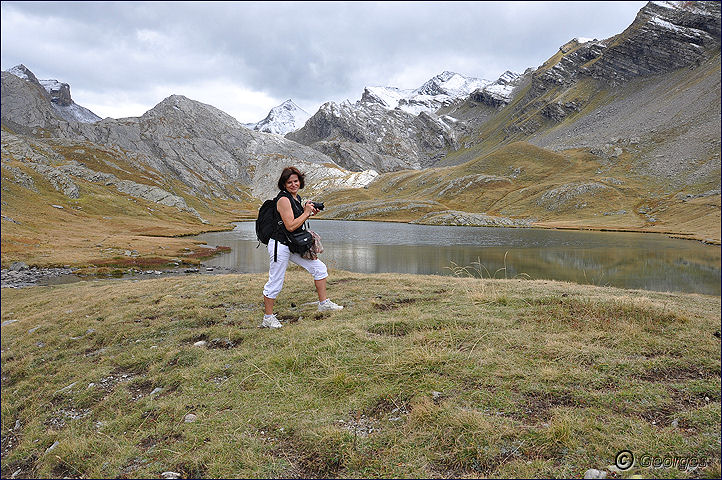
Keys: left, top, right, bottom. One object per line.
{"left": 318, "top": 299, "right": 343, "bottom": 312}
{"left": 260, "top": 314, "right": 282, "bottom": 329}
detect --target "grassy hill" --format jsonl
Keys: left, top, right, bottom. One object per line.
{"left": 315, "top": 142, "right": 721, "bottom": 244}
{"left": 2, "top": 271, "right": 720, "bottom": 478}
{"left": 1, "top": 134, "right": 253, "bottom": 271}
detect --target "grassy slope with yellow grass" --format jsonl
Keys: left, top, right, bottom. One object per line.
{"left": 316, "top": 142, "right": 721, "bottom": 244}
{"left": 1, "top": 137, "right": 253, "bottom": 269}
{"left": 416, "top": 49, "right": 721, "bottom": 244}
{"left": 1, "top": 271, "right": 720, "bottom": 478}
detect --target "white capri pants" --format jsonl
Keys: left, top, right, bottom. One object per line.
{"left": 263, "top": 239, "right": 328, "bottom": 299}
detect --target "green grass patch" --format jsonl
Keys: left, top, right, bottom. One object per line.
{"left": 1, "top": 271, "right": 719, "bottom": 478}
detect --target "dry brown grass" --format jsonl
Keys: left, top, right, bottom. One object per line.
{"left": 0, "top": 161, "right": 245, "bottom": 268}
{"left": 316, "top": 142, "right": 720, "bottom": 244}
{"left": 1, "top": 271, "right": 719, "bottom": 478}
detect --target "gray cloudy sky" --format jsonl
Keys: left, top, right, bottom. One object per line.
{"left": 1, "top": 1, "right": 647, "bottom": 123}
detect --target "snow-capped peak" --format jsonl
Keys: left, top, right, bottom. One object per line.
{"left": 477, "top": 71, "right": 523, "bottom": 105}
{"left": 414, "top": 71, "right": 489, "bottom": 98}
{"left": 361, "top": 86, "right": 414, "bottom": 109}
{"left": 359, "top": 71, "right": 500, "bottom": 116}
{"left": 8, "top": 64, "right": 31, "bottom": 80}
{"left": 246, "top": 99, "right": 311, "bottom": 135}
{"left": 6, "top": 64, "right": 101, "bottom": 123}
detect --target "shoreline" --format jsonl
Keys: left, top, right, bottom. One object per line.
{"left": 232, "top": 215, "right": 722, "bottom": 246}
{"left": 2, "top": 217, "right": 718, "bottom": 279}
{"left": 3, "top": 265, "right": 719, "bottom": 298}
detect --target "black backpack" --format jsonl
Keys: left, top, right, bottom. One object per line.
{"left": 256, "top": 197, "right": 282, "bottom": 245}
{"left": 256, "top": 193, "right": 285, "bottom": 261}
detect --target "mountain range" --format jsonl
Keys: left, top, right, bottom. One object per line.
{"left": 1, "top": 0, "right": 720, "bottom": 268}
{"left": 243, "top": 70, "right": 512, "bottom": 141}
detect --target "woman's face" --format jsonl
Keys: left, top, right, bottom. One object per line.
{"left": 285, "top": 174, "right": 300, "bottom": 194}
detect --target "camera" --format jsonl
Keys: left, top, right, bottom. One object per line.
{"left": 313, "top": 202, "right": 325, "bottom": 211}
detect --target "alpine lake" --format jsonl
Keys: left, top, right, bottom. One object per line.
{"left": 192, "top": 220, "right": 721, "bottom": 296}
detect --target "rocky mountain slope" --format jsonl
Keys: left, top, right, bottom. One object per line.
{"left": 441, "top": 1, "right": 720, "bottom": 181}
{"left": 245, "top": 99, "right": 311, "bottom": 135}
{"left": 286, "top": 71, "right": 523, "bottom": 172}
{"left": 310, "top": 1, "right": 720, "bottom": 242}
{"left": 8, "top": 64, "right": 101, "bottom": 124}
{"left": 1, "top": 66, "right": 379, "bottom": 266}
{"left": 2, "top": 68, "right": 378, "bottom": 204}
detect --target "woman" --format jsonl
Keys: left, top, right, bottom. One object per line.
{"left": 261, "top": 166, "right": 343, "bottom": 329}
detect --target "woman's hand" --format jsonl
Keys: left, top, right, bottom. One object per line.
{"left": 304, "top": 201, "right": 319, "bottom": 216}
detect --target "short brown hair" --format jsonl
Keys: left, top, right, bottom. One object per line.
{"left": 278, "top": 166, "right": 306, "bottom": 191}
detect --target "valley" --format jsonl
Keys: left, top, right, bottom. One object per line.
{"left": 2, "top": 1, "right": 720, "bottom": 272}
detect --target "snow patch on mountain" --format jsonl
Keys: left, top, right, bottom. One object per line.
{"left": 8, "top": 65, "right": 29, "bottom": 80}
{"left": 246, "top": 99, "right": 311, "bottom": 135}
{"left": 6, "top": 65, "right": 101, "bottom": 124}
{"left": 476, "top": 70, "right": 523, "bottom": 105}
{"left": 359, "top": 71, "right": 520, "bottom": 115}
{"left": 650, "top": 1, "right": 710, "bottom": 13}
{"left": 38, "top": 79, "right": 63, "bottom": 92}
{"left": 53, "top": 103, "right": 103, "bottom": 124}
{"left": 314, "top": 169, "right": 379, "bottom": 191}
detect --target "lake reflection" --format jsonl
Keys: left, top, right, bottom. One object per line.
{"left": 192, "top": 220, "right": 721, "bottom": 296}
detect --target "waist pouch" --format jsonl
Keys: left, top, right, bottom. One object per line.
{"left": 286, "top": 229, "right": 313, "bottom": 254}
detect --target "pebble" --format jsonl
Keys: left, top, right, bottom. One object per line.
{"left": 57, "top": 382, "right": 77, "bottom": 393}
{"left": 45, "top": 440, "right": 59, "bottom": 453}
{"left": 161, "top": 472, "right": 181, "bottom": 479}
{"left": 1, "top": 266, "right": 76, "bottom": 289}
{"left": 184, "top": 413, "right": 197, "bottom": 423}
{"left": 1, "top": 263, "right": 234, "bottom": 289}
{"left": 583, "top": 468, "right": 607, "bottom": 479}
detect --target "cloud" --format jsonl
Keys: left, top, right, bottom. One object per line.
{"left": 1, "top": 1, "right": 647, "bottom": 122}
